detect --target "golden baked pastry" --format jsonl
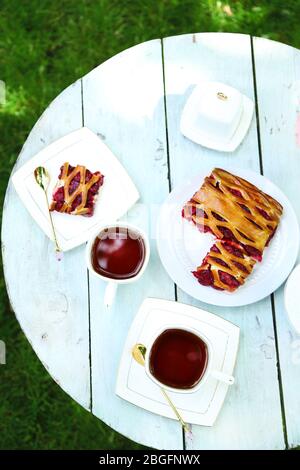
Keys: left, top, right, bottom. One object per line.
{"left": 50, "top": 162, "right": 104, "bottom": 216}
{"left": 182, "top": 168, "right": 283, "bottom": 291}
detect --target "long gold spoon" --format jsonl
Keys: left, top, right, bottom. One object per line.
{"left": 34, "top": 166, "right": 63, "bottom": 260}
{"left": 132, "top": 343, "right": 190, "bottom": 433}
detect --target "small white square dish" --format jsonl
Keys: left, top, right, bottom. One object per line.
{"left": 12, "top": 127, "right": 140, "bottom": 251}
{"left": 180, "top": 81, "right": 254, "bottom": 152}
{"left": 116, "top": 298, "right": 240, "bottom": 426}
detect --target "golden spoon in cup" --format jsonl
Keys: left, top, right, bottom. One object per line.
{"left": 132, "top": 343, "right": 190, "bottom": 433}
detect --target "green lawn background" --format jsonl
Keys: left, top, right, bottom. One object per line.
{"left": 1, "top": 0, "right": 300, "bottom": 450}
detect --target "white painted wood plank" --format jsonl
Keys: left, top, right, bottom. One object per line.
{"left": 1, "top": 81, "right": 91, "bottom": 409}
{"left": 82, "top": 40, "right": 183, "bottom": 449}
{"left": 253, "top": 36, "right": 300, "bottom": 448}
{"left": 163, "top": 32, "right": 285, "bottom": 449}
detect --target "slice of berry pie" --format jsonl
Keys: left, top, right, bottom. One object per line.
{"left": 193, "top": 240, "right": 256, "bottom": 292}
{"left": 50, "top": 162, "right": 104, "bottom": 217}
{"left": 182, "top": 168, "right": 283, "bottom": 292}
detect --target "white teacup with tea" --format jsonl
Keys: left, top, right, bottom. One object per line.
{"left": 144, "top": 326, "right": 235, "bottom": 393}
{"left": 86, "top": 222, "right": 150, "bottom": 307}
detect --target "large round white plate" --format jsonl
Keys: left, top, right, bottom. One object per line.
{"left": 157, "top": 167, "right": 299, "bottom": 307}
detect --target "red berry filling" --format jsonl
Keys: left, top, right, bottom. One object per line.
{"left": 222, "top": 241, "right": 244, "bottom": 258}
{"left": 197, "top": 224, "right": 212, "bottom": 234}
{"left": 182, "top": 203, "right": 195, "bottom": 220}
{"left": 236, "top": 229, "right": 254, "bottom": 242}
{"left": 227, "top": 187, "right": 243, "bottom": 198}
{"left": 193, "top": 269, "right": 214, "bottom": 286}
{"left": 69, "top": 175, "right": 80, "bottom": 194}
{"left": 53, "top": 187, "right": 64, "bottom": 203}
{"left": 232, "top": 260, "right": 249, "bottom": 274}
{"left": 245, "top": 217, "right": 263, "bottom": 230}
{"left": 197, "top": 208, "right": 207, "bottom": 218}
{"left": 71, "top": 195, "right": 82, "bottom": 212}
{"left": 52, "top": 187, "right": 65, "bottom": 211}
{"left": 182, "top": 203, "right": 208, "bottom": 221}
{"left": 256, "top": 206, "right": 272, "bottom": 220}
{"left": 243, "top": 244, "right": 262, "bottom": 261}
{"left": 217, "top": 226, "right": 238, "bottom": 243}
{"left": 209, "top": 256, "right": 229, "bottom": 268}
{"left": 218, "top": 270, "right": 240, "bottom": 289}
{"left": 239, "top": 203, "right": 251, "bottom": 214}
{"left": 211, "top": 211, "right": 227, "bottom": 222}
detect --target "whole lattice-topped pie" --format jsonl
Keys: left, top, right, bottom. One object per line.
{"left": 50, "top": 162, "right": 104, "bottom": 216}
{"left": 182, "top": 168, "right": 283, "bottom": 291}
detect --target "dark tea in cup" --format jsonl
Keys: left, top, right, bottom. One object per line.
{"left": 149, "top": 328, "right": 208, "bottom": 390}
{"left": 91, "top": 226, "right": 146, "bottom": 280}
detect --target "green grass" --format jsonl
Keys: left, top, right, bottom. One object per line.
{"left": 1, "top": 0, "right": 300, "bottom": 450}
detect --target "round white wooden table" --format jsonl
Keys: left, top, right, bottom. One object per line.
{"left": 2, "top": 33, "right": 300, "bottom": 450}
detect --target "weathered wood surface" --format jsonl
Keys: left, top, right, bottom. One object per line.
{"left": 163, "top": 32, "right": 285, "bottom": 450}
{"left": 82, "top": 40, "right": 183, "bottom": 449}
{"left": 2, "top": 81, "right": 91, "bottom": 410}
{"left": 253, "top": 36, "right": 300, "bottom": 449}
{"left": 2, "top": 33, "right": 300, "bottom": 449}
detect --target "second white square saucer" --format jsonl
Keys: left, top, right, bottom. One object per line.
{"left": 116, "top": 298, "right": 240, "bottom": 426}
{"left": 180, "top": 81, "right": 254, "bottom": 152}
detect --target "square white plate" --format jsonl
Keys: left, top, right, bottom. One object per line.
{"left": 116, "top": 298, "right": 240, "bottom": 426}
{"left": 12, "top": 127, "right": 140, "bottom": 251}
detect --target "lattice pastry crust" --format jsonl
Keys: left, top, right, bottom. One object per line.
{"left": 50, "top": 162, "right": 104, "bottom": 216}
{"left": 193, "top": 240, "right": 256, "bottom": 292}
{"left": 182, "top": 168, "right": 283, "bottom": 291}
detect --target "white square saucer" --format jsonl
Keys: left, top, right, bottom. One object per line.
{"left": 12, "top": 127, "right": 140, "bottom": 251}
{"left": 116, "top": 298, "right": 240, "bottom": 426}
{"left": 180, "top": 81, "right": 254, "bottom": 152}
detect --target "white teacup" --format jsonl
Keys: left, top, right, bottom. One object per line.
{"left": 144, "top": 325, "right": 235, "bottom": 393}
{"left": 86, "top": 222, "right": 150, "bottom": 307}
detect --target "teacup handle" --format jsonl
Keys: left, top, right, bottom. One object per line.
{"left": 104, "top": 282, "right": 118, "bottom": 308}
{"left": 211, "top": 370, "right": 235, "bottom": 385}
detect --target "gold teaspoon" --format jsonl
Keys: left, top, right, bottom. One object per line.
{"left": 34, "top": 166, "right": 63, "bottom": 260}
{"left": 131, "top": 343, "right": 190, "bottom": 433}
